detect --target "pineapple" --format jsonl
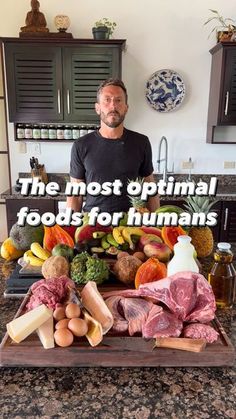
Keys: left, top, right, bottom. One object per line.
{"left": 127, "top": 177, "right": 149, "bottom": 213}
{"left": 184, "top": 195, "right": 216, "bottom": 258}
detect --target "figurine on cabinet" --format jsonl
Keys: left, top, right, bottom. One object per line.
{"left": 20, "top": 0, "right": 49, "bottom": 35}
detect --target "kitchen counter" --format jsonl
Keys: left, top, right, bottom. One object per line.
{"left": 0, "top": 255, "right": 235, "bottom": 418}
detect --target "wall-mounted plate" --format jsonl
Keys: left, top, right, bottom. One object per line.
{"left": 146, "top": 69, "right": 185, "bottom": 112}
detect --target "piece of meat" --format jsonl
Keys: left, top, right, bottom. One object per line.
{"left": 183, "top": 323, "right": 219, "bottom": 343}
{"left": 142, "top": 305, "right": 183, "bottom": 338}
{"left": 103, "top": 271, "right": 216, "bottom": 323}
{"left": 119, "top": 298, "right": 153, "bottom": 336}
{"left": 105, "top": 296, "right": 128, "bottom": 333}
{"left": 27, "top": 276, "right": 74, "bottom": 311}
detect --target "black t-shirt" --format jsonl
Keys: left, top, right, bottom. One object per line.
{"left": 69, "top": 128, "right": 153, "bottom": 212}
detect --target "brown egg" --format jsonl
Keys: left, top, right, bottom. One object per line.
{"left": 55, "top": 318, "right": 70, "bottom": 330}
{"left": 68, "top": 318, "right": 88, "bottom": 337}
{"left": 53, "top": 307, "right": 66, "bottom": 321}
{"left": 65, "top": 303, "right": 81, "bottom": 319}
{"left": 54, "top": 328, "right": 74, "bottom": 347}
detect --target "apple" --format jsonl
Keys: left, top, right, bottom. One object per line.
{"left": 139, "top": 234, "right": 163, "bottom": 250}
{"left": 143, "top": 242, "right": 172, "bottom": 262}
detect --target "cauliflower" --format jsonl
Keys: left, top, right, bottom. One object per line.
{"left": 70, "top": 252, "right": 109, "bottom": 284}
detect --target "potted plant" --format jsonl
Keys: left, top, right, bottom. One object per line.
{"left": 204, "top": 9, "right": 236, "bottom": 42}
{"left": 92, "top": 18, "right": 117, "bottom": 40}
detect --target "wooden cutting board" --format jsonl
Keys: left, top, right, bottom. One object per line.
{"left": 0, "top": 292, "right": 235, "bottom": 367}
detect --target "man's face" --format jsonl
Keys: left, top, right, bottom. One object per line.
{"left": 95, "top": 85, "right": 128, "bottom": 128}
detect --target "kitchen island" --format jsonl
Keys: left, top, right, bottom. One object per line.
{"left": 0, "top": 256, "right": 235, "bottom": 418}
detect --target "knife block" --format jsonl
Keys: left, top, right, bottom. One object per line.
{"left": 31, "top": 165, "right": 48, "bottom": 184}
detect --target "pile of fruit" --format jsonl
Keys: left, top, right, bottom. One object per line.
{"left": 0, "top": 202, "right": 215, "bottom": 289}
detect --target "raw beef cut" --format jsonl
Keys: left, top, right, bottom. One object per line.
{"left": 142, "top": 305, "right": 183, "bottom": 338}
{"left": 27, "top": 276, "right": 74, "bottom": 310}
{"left": 105, "top": 296, "right": 128, "bottom": 333}
{"left": 103, "top": 271, "right": 216, "bottom": 323}
{"left": 105, "top": 296, "right": 153, "bottom": 335}
{"left": 183, "top": 323, "right": 219, "bottom": 343}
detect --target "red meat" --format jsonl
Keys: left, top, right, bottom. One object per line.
{"left": 183, "top": 323, "right": 219, "bottom": 343}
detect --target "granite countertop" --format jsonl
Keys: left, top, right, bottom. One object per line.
{"left": 1, "top": 174, "right": 236, "bottom": 201}
{"left": 0, "top": 255, "right": 235, "bottom": 418}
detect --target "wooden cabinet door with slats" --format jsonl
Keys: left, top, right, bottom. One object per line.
{"left": 63, "top": 45, "right": 121, "bottom": 123}
{"left": 4, "top": 43, "right": 63, "bottom": 122}
{"left": 220, "top": 47, "right": 236, "bottom": 124}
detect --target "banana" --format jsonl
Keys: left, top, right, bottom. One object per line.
{"left": 112, "top": 226, "right": 125, "bottom": 245}
{"left": 101, "top": 235, "right": 111, "bottom": 250}
{"left": 122, "top": 227, "right": 144, "bottom": 250}
{"left": 106, "top": 233, "right": 119, "bottom": 248}
{"left": 23, "top": 250, "right": 44, "bottom": 266}
{"left": 30, "top": 242, "right": 51, "bottom": 260}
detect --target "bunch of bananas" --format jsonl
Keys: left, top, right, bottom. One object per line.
{"left": 23, "top": 243, "right": 51, "bottom": 266}
{"left": 92, "top": 227, "right": 144, "bottom": 255}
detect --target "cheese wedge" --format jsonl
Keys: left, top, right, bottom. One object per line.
{"left": 7, "top": 304, "right": 52, "bottom": 343}
{"left": 80, "top": 281, "right": 114, "bottom": 334}
{"left": 37, "top": 316, "right": 55, "bottom": 349}
{"left": 83, "top": 309, "right": 103, "bottom": 347}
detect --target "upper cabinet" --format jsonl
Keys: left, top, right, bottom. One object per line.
{"left": 207, "top": 42, "right": 236, "bottom": 144}
{"left": 2, "top": 38, "right": 126, "bottom": 124}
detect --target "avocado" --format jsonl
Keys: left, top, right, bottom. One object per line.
{"left": 52, "top": 244, "right": 74, "bottom": 261}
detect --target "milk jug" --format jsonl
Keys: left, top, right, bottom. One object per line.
{"left": 167, "top": 235, "right": 199, "bottom": 276}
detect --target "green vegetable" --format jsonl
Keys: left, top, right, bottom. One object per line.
{"left": 70, "top": 251, "right": 109, "bottom": 284}
{"left": 52, "top": 243, "right": 74, "bottom": 261}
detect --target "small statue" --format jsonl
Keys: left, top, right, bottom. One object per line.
{"left": 20, "top": 0, "right": 49, "bottom": 33}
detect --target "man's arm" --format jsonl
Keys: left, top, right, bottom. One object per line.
{"left": 66, "top": 177, "right": 85, "bottom": 212}
{"left": 144, "top": 174, "right": 160, "bottom": 211}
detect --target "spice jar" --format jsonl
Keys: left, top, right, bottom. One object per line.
{"left": 64, "top": 125, "right": 72, "bottom": 140}
{"left": 24, "top": 124, "right": 33, "bottom": 139}
{"left": 79, "top": 125, "right": 88, "bottom": 137}
{"left": 56, "top": 125, "right": 64, "bottom": 140}
{"left": 41, "top": 125, "right": 49, "bottom": 139}
{"left": 72, "top": 125, "right": 80, "bottom": 140}
{"left": 208, "top": 242, "right": 236, "bottom": 308}
{"left": 16, "top": 123, "right": 25, "bottom": 139}
{"left": 33, "top": 124, "right": 41, "bottom": 140}
{"left": 49, "top": 125, "right": 57, "bottom": 140}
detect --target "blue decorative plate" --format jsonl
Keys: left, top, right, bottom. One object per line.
{"left": 146, "top": 69, "right": 186, "bottom": 112}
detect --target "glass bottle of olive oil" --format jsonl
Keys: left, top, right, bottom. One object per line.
{"left": 208, "top": 243, "right": 236, "bottom": 308}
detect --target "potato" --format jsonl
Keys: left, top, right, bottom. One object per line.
{"left": 114, "top": 255, "right": 142, "bottom": 284}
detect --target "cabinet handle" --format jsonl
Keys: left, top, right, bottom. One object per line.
{"left": 67, "top": 89, "right": 70, "bottom": 114}
{"left": 224, "top": 91, "right": 229, "bottom": 116}
{"left": 57, "top": 89, "right": 61, "bottom": 114}
{"left": 223, "top": 207, "right": 229, "bottom": 231}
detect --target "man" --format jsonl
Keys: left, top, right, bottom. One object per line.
{"left": 67, "top": 78, "right": 159, "bottom": 213}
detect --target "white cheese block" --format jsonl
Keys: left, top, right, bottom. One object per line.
{"left": 7, "top": 304, "right": 52, "bottom": 343}
{"left": 37, "top": 316, "right": 55, "bottom": 349}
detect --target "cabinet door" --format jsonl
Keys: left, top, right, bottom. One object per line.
{"left": 63, "top": 45, "right": 121, "bottom": 122}
{"left": 6, "top": 199, "right": 56, "bottom": 234}
{"left": 220, "top": 48, "right": 236, "bottom": 124}
{"left": 4, "top": 43, "right": 63, "bottom": 122}
{"left": 220, "top": 201, "right": 236, "bottom": 242}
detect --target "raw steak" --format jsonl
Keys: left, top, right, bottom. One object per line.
{"left": 27, "top": 276, "right": 74, "bottom": 310}
{"left": 103, "top": 272, "right": 216, "bottom": 323}
{"left": 105, "top": 296, "right": 153, "bottom": 335}
{"left": 105, "top": 296, "right": 128, "bottom": 333}
{"left": 142, "top": 305, "right": 183, "bottom": 338}
{"left": 183, "top": 323, "right": 219, "bottom": 343}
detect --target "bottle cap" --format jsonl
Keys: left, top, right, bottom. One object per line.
{"left": 177, "top": 235, "right": 192, "bottom": 243}
{"left": 217, "top": 242, "right": 231, "bottom": 251}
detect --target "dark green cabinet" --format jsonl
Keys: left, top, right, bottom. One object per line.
{"left": 207, "top": 43, "right": 236, "bottom": 143}
{"left": 2, "top": 38, "right": 125, "bottom": 124}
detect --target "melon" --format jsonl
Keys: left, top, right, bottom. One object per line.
{"left": 75, "top": 224, "right": 112, "bottom": 243}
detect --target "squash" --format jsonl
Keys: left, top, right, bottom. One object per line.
{"left": 42, "top": 255, "right": 70, "bottom": 279}
{"left": 161, "top": 226, "right": 187, "bottom": 250}
{"left": 135, "top": 257, "right": 167, "bottom": 289}
{"left": 1, "top": 237, "right": 24, "bottom": 261}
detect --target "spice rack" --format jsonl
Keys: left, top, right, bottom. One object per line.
{"left": 15, "top": 123, "right": 99, "bottom": 142}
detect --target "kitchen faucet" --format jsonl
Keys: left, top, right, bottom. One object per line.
{"left": 157, "top": 136, "right": 172, "bottom": 182}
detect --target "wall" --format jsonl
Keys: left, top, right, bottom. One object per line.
{"left": 1, "top": 0, "right": 236, "bottom": 186}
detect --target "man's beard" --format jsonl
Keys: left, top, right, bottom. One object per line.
{"left": 100, "top": 111, "right": 126, "bottom": 128}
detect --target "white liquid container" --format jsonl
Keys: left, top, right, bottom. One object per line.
{"left": 167, "top": 235, "right": 199, "bottom": 276}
